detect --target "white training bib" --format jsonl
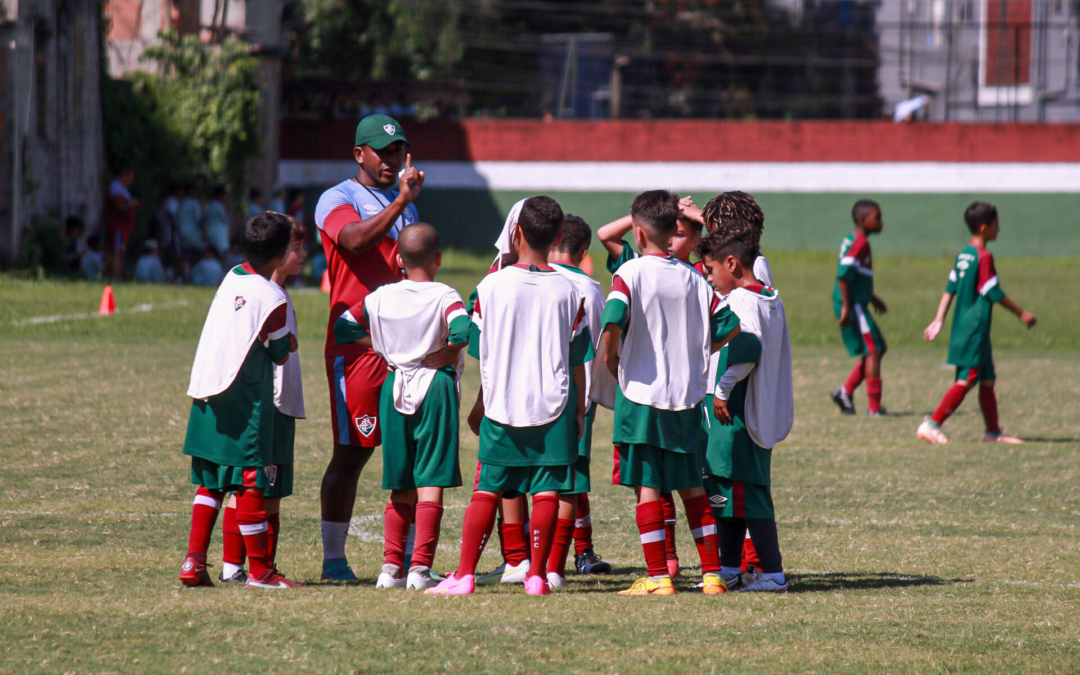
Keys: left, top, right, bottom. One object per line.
{"left": 273, "top": 288, "right": 305, "bottom": 418}
{"left": 553, "top": 264, "right": 617, "bottom": 411}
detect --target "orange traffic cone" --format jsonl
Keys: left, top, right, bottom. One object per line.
{"left": 99, "top": 286, "right": 116, "bottom": 316}
{"left": 321, "top": 270, "right": 331, "bottom": 293}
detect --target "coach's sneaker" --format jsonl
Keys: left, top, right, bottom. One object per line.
{"left": 618, "top": 576, "right": 675, "bottom": 596}
{"left": 376, "top": 564, "right": 406, "bottom": 589}
{"left": 406, "top": 566, "right": 438, "bottom": 590}
{"left": 734, "top": 572, "right": 788, "bottom": 593}
{"left": 917, "top": 419, "right": 949, "bottom": 444}
{"left": 984, "top": 430, "right": 1023, "bottom": 444}
{"left": 321, "top": 557, "right": 358, "bottom": 582}
{"left": 574, "top": 549, "right": 612, "bottom": 575}
{"left": 830, "top": 387, "right": 856, "bottom": 415}
{"left": 247, "top": 567, "right": 304, "bottom": 589}
{"left": 218, "top": 564, "right": 247, "bottom": 584}
{"left": 180, "top": 556, "right": 215, "bottom": 588}
{"left": 476, "top": 559, "right": 529, "bottom": 586}
{"left": 866, "top": 407, "right": 888, "bottom": 417}
{"left": 701, "top": 573, "right": 729, "bottom": 595}
{"left": 525, "top": 575, "right": 552, "bottom": 596}
{"left": 426, "top": 573, "right": 475, "bottom": 595}
{"left": 546, "top": 572, "right": 566, "bottom": 589}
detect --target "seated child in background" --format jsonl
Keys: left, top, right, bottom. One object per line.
{"left": 80, "top": 234, "right": 105, "bottom": 281}
{"left": 335, "top": 223, "right": 469, "bottom": 591}
{"left": 179, "top": 212, "right": 301, "bottom": 589}
{"left": 696, "top": 226, "right": 795, "bottom": 593}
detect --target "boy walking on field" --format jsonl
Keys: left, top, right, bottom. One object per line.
{"left": 830, "top": 200, "right": 889, "bottom": 416}
{"left": 180, "top": 212, "right": 301, "bottom": 589}
{"left": 917, "top": 202, "right": 1036, "bottom": 444}
{"left": 601, "top": 190, "right": 741, "bottom": 596}
{"left": 428, "top": 196, "right": 592, "bottom": 596}
{"left": 334, "top": 223, "right": 470, "bottom": 590}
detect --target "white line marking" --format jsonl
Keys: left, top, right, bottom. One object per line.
{"left": 13, "top": 300, "right": 189, "bottom": 326}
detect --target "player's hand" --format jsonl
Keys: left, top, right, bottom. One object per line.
{"left": 838, "top": 306, "right": 852, "bottom": 328}
{"left": 288, "top": 335, "right": 298, "bottom": 353}
{"left": 467, "top": 400, "right": 484, "bottom": 437}
{"left": 871, "top": 296, "right": 888, "bottom": 315}
{"left": 713, "top": 397, "right": 733, "bottom": 425}
{"left": 924, "top": 319, "right": 943, "bottom": 341}
{"left": 420, "top": 344, "right": 459, "bottom": 369}
{"left": 576, "top": 406, "right": 586, "bottom": 441}
{"left": 678, "top": 197, "right": 705, "bottom": 226}
{"left": 1020, "top": 311, "right": 1036, "bottom": 328}
{"left": 397, "top": 154, "right": 425, "bottom": 204}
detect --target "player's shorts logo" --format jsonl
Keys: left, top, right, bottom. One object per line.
{"left": 383, "top": 124, "right": 396, "bottom": 136}
{"left": 234, "top": 296, "right": 246, "bottom": 311}
{"left": 263, "top": 465, "right": 278, "bottom": 486}
{"left": 355, "top": 415, "right": 377, "bottom": 438}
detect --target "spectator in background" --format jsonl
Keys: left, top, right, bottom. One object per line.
{"left": 134, "top": 239, "right": 166, "bottom": 283}
{"left": 106, "top": 168, "right": 142, "bottom": 278}
{"left": 191, "top": 247, "right": 225, "bottom": 286}
{"left": 64, "top": 216, "right": 86, "bottom": 273}
{"left": 268, "top": 188, "right": 286, "bottom": 214}
{"left": 159, "top": 183, "right": 183, "bottom": 269}
{"left": 205, "top": 185, "right": 231, "bottom": 256}
{"left": 247, "top": 187, "right": 264, "bottom": 219}
{"left": 178, "top": 183, "right": 205, "bottom": 256}
{"left": 81, "top": 234, "right": 105, "bottom": 281}
{"left": 286, "top": 189, "right": 305, "bottom": 220}
{"left": 223, "top": 240, "right": 246, "bottom": 270}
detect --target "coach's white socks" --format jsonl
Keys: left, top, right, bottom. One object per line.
{"left": 321, "top": 520, "right": 350, "bottom": 560}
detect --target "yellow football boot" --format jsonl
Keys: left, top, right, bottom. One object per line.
{"left": 701, "top": 573, "right": 729, "bottom": 595}
{"left": 618, "top": 576, "right": 676, "bottom": 596}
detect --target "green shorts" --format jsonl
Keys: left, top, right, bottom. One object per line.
{"left": 477, "top": 463, "right": 575, "bottom": 496}
{"left": 616, "top": 443, "right": 702, "bottom": 494}
{"left": 380, "top": 370, "right": 463, "bottom": 490}
{"left": 703, "top": 475, "right": 774, "bottom": 519}
{"left": 263, "top": 463, "right": 293, "bottom": 499}
{"left": 836, "top": 302, "right": 886, "bottom": 358}
{"left": 270, "top": 410, "right": 295, "bottom": 466}
{"left": 190, "top": 457, "right": 270, "bottom": 492}
{"left": 564, "top": 455, "right": 591, "bottom": 495}
{"left": 578, "top": 403, "right": 596, "bottom": 459}
{"left": 956, "top": 361, "right": 995, "bottom": 384}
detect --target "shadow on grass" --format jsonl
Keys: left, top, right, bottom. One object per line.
{"left": 787, "top": 571, "right": 975, "bottom": 593}
{"left": 1018, "top": 437, "right": 1080, "bottom": 443}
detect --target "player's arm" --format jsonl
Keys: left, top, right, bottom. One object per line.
{"left": 602, "top": 324, "right": 622, "bottom": 379}
{"left": 1000, "top": 296, "right": 1036, "bottom": 328}
{"left": 837, "top": 279, "right": 853, "bottom": 327}
{"left": 713, "top": 332, "right": 761, "bottom": 424}
{"left": 334, "top": 156, "right": 424, "bottom": 253}
{"left": 333, "top": 303, "right": 374, "bottom": 349}
{"left": 924, "top": 292, "right": 954, "bottom": 341}
{"left": 572, "top": 364, "right": 587, "bottom": 440}
{"left": 260, "top": 304, "right": 292, "bottom": 365}
{"left": 601, "top": 275, "right": 631, "bottom": 378}
{"left": 420, "top": 299, "right": 471, "bottom": 368}
{"left": 979, "top": 253, "right": 1034, "bottom": 328}
{"left": 710, "top": 298, "right": 741, "bottom": 353}
{"left": 597, "top": 215, "right": 634, "bottom": 259}
{"left": 871, "top": 294, "right": 888, "bottom": 314}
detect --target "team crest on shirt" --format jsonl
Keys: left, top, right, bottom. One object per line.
{"left": 263, "top": 465, "right": 278, "bottom": 487}
{"left": 362, "top": 203, "right": 380, "bottom": 214}
{"left": 355, "top": 415, "right": 377, "bottom": 437}
{"left": 383, "top": 124, "right": 396, "bottom": 136}
{"left": 234, "top": 296, "right": 246, "bottom": 311}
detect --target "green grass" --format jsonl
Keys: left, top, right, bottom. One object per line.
{"left": 2, "top": 250, "right": 1079, "bottom": 673}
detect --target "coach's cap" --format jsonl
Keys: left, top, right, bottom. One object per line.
{"left": 355, "top": 114, "right": 410, "bottom": 149}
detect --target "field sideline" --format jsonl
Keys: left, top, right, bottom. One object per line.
{"left": 2, "top": 250, "right": 1079, "bottom": 673}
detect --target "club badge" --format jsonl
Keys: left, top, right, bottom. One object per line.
{"left": 234, "top": 296, "right": 246, "bottom": 311}
{"left": 383, "top": 124, "right": 396, "bottom": 136}
{"left": 356, "top": 415, "right": 377, "bottom": 438}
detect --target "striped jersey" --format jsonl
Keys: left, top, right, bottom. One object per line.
{"left": 945, "top": 243, "right": 1006, "bottom": 367}
{"left": 832, "top": 231, "right": 874, "bottom": 307}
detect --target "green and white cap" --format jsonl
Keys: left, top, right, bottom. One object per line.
{"left": 355, "top": 114, "right": 410, "bottom": 149}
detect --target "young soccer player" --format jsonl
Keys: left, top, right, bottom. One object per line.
{"left": 219, "top": 215, "right": 308, "bottom": 584}
{"left": 602, "top": 190, "right": 741, "bottom": 596}
{"left": 334, "top": 223, "right": 469, "bottom": 590}
{"left": 917, "top": 202, "right": 1036, "bottom": 444}
{"left": 546, "top": 214, "right": 618, "bottom": 586}
{"left": 696, "top": 227, "right": 795, "bottom": 593}
{"left": 180, "top": 212, "right": 302, "bottom": 589}
{"left": 830, "top": 199, "right": 889, "bottom": 416}
{"left": 597, "top": 197, "right": 706, "bottom": 577}
{"left": 427, "top": 196, "right": 592, "bottom": 596}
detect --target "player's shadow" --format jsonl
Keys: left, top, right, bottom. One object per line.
{"left": 1017, "top": 437, "right": 1080, "bottom": 443}
{"left": 787, "top": 571, "right": 974, "bottom": 593}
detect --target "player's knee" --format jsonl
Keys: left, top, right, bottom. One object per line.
{"left": 980, "top": 379, "right": 995, "bottom": 390}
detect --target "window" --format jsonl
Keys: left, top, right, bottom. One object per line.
{"left": 979, "top": 0, "right": 1033, "bottom": 105}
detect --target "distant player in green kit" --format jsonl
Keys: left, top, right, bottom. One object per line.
{"left": 830, "top": 199, "right": 889, "bottom": 416}
{"left": 917, "top": 202, "right": 1036, "bottom": 445}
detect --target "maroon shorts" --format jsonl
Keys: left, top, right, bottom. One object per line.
{"left": 326, "top": 353, "right": 387, "bottom": 447}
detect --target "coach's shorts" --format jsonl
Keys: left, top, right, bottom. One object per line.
{"left": 837, "top": 303, "right": 886, "bottom": 358}
{"left": 616, "top": 443, "right": 702, "bottom": 494}
{"left": 956, "top": 361, "right": 995, "bottom": 384}
{"left": 380, "top": 370, "right": 462, "bottom": 490}
{"left": 704, "top": 475, "right": 774, "bottom": 519}
{"left": 190, "top": 458, "right": 270, "bottom": 492}
{"left": 326, "top": 352, "right": 387, "bottom": 447}
{"left": 477, "top": 463, "right": 575, "bottom": 497}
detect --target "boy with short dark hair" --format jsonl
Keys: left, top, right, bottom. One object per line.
{"left": 335, "top": 223, "right": 469, "bottom": 590}
{"left": 917, "top": 202, "right": 1036, "bottom": 445}
{"left": 180, "top": 212, "right": 301, "bottom": 589}
{"left": 696, "top": 227, "right": 794, "bottom": 593}
{"left": 428, "top": 196, "right": 592, "bottom": 596}
{"left": 602, "top": 189, "right": 741, "bottom": 596}
{"left": 830, "top": 199, "right": 889, "bottom": 416}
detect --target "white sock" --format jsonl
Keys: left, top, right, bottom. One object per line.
{"left": 222, "top": 562, "right": 243, "bottom": 578}
{"left": 720, "top": 566, "right": 742, "bottom": 582}
{"left": 321, "top": 520, "right": 350, "bottom": 561}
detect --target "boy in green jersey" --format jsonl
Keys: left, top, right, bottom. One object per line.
{"left": 830, "top": 200, "right": 889, "bottom": 416}
{"left": 918, "top": 202, "right": 1036, "bottom": 444}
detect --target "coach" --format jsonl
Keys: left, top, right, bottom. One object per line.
{"left": 314, "top": 114, "right": 425, "bottom": 581}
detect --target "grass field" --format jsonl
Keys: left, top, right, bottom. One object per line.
{"left": 2, "top": 249, "right": 1079, "bottom": 673}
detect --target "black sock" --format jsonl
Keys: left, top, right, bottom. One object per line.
{"left": 719, "top": 517, "right": 746, "bottom": 568}
{"left": 745, "top": 518, "right": 783, "bottom": 574}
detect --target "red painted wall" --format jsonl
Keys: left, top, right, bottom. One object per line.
{"left": 282, "top": 119, "right": 1080, "bottom": 163}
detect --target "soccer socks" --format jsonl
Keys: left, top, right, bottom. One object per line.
{"left": 660, "top": 493, "right": 678, "bottom": 563}
{"left": 321, "top": 520, "right": 350, "bottom": 561}
{"left": 745, "top": 518, "right": 783, "bottom": 575}
{"left": 842, "top": 358, "right": 866, "bottom": 396}
{"left": 979, "top": 386, "right": 1001, "bottom": 434}
{"left": 573, "top": 493, "right": 593, "bottom": 556}
{"left": 236, "top": 487, "right": 272, "bottom": 579}
{"left": 866, "top": 377, "right": 883, "bottom": 414}
{"left": 383, "top": 500, "right": 415, "bottom": 570}
{"left": 456, "top": 492, "right": 499, "bottom": 578}
{"left": 267, "top": 512, "right": 280, "bottom": 563}
{"left": 931, "top": 382, "right": 971, "bottom": 426}
{"left": 501, "top": 521, "right": 528, "bottom": 567}
{"left": 683, "top": 495, "right": 721, "bottom": 574}
{"left": 528, "top": 495, "right": 559, "bottom": 581}
{"left": 741, "top": 532, "right": 760, "bottom": 572}
{"left": 546, "top": 517, "right": 576, "bottom": 577}
{"left": 221, "top": 501, "right": 246, "bottom": 572}
{"left": 719, "top": 518, "right": 747, "bottom": 570}
{"left": 411, "top": 502, "right": 443, "bottom": 570}
{"left": 636, "top": 500, "right": 669, "bottom": 578}
{"left": 186, "top": 487, "right": 223, "bottom": 563}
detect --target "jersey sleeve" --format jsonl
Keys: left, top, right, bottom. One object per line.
{"left": 605, "top": 241, "right": 638, "bottom": 274}
{"left": 467, "top": 287, "right": 482, "bottom": 359}
{"left": 444, "top": 293, "right": 471, "bottom": 346}
{"left": 601, "top": 274, "right": 631, "bottom": 330}
{"left": 315, "top": 189, "right": 363, "bottom": 245}
{"left": 836, "top": 236, "right": 863, "bottom": 282}
{"left": 569, "top": 298, "right": 594, "bottom": 366}
{"left": 725, "top": 331, "right": 762, "bottom": 366}
{"left": 258, "top": 303, "right": 292, "bottom": 361}
{"left": 945, "top": 262, "right": 959, "bottom": 294}
{"left": 333, "top": 302, "right": 371, "bottom": 345}
{"left": 710, "top": 296, "right": 741, "bottom": 343}
{"left": 977, "top": 251, "right": 1006, "bottom": 303}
